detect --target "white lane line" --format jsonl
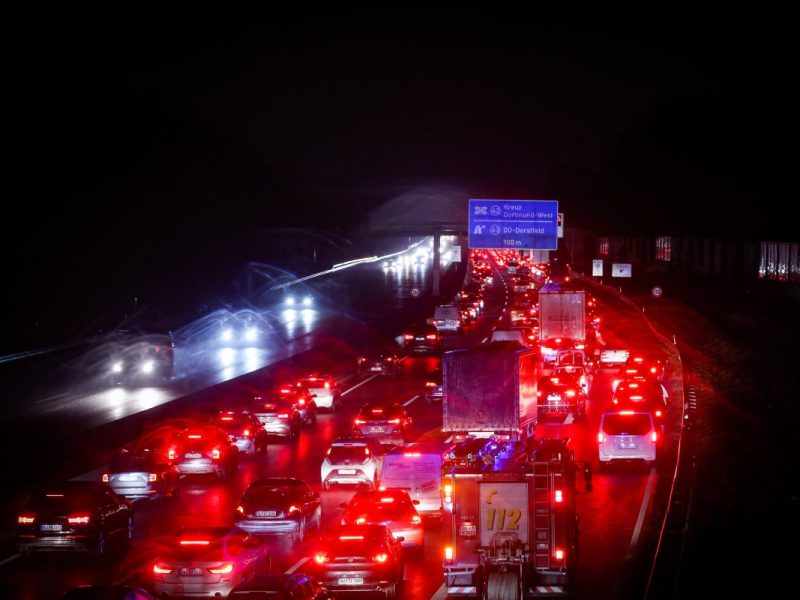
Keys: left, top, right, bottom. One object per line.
{"left": 403, "top": 395, "right": 420, "bottom": 407}
{"left": 430, "top": 583, "right": 447, "bottom": 600}
{"left": 341, "top": 375, "right": 378, "bottom": 396}
{"left": 626, "top": 467, "right": 657, "bottom": 561}
{"left": 286, "top": 556, "right": 309, "bottom": 574}
{"left": 563, "top": 414, "right": 574, "bottom": 425}
{"left": 0, "top": 554, "right": 19, "bottom": 567}
{"left": 482, "top": 337, "right": 488, "bottom": 343}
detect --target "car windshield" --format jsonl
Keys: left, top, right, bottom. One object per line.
{"left": 359, "top": 406, "right": 400, "bottom": 421}
{"left": 602, "top": 414, "right": 653, "bottom": 436}
{"left": 109, "top": 454, "right": 156, "bottom": 472}
{"left": 243, "top": 486, "right": 302, "bottom": 505}
{"left": 328, "top": 445, "right": 370, "bottom": 463}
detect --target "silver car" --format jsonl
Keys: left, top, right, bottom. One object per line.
{"left": 234, "top": 478, "right": 321, "bottom": 544}
{"left": 102, "top": 449, "right": 179, "bottom": 501}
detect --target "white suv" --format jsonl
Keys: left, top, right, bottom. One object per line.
{"left": 598, "top": 410, "right": 658, "bottom": 467}
{"left": 321, "top": 437, "right": 386, "bottom": 490}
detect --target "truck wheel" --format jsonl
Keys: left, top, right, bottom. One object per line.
{"left": 486, "top": 571, "right": 520, "bottom": 600}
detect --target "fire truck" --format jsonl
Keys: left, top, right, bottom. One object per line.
{"left": 442, "top": 438, "right": 591, "bottom": 599}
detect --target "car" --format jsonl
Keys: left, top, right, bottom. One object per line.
{"left": 353, "top": 402, "right": 412, "bottom": 446}
{"left": 401, "top": 324, "right": 442, "bottom": 354}
{"left": 357, "top": 350, "right": 399, "bottom": 376}
{"left": 537, "top": 373, "right": 586, "bottom": 418}
{"left": 308, "top": 524, "right": 404, "bottom": 599}
{"left": 249, "top": 395, "right": 302, "bottom": 442}
{"left": 130, "top": 420, "right": 192, "bottom": 465}
{"left": 216, "top": 310, "right": 266, "bottom": 348}
{"left": 210, "top": 410, "right": 268, "bottom": 456}
{"left": 59, "top": 585, "right": 155, "bottom": 599}
{"left": 230, "top": 573, "right": 332, "bottom": 599}
{"left": 379, "top": 442, "right": 447, "bottom": 517}
{"left": 488, "top": 327, "right": 536, "bottom": 348}
{"left": 101, "top": 448, "right": 180, "bottom": 501}
{"left": 275, "top": 383, "right": 318, "bottom": 426}
{"left": 321, "top": 437, "right": 386, "bottom": 490}
{"left": 553, "top": 362, "right": 592, "bottom": 395}
{"left": 234, "top": 478, "right": 321, "bottom": 544}
{"left": 612, "top": 379, "right": 669, "bottom": 428}
{"left": 509, "top": 303, "right": 536, "bottom": 326}
{"left": 17, "top": 481, "right": 134, "bottom": 558}
{"left": 539, "top": 337, "right": 578, "bottom": 365}
{"left": 442, "top": 437, "right": 498, "bottom": 470}
{"left": 433, "top": 304, "right": 462, "bottom": 333}
{"left": 598, "top": 410, "right": 658, "bottom": 467}
{"left": 339, "top": 489, "right": 424, "bottom": 549}
{"left": 173, "top": 425, "right": 239, "bottom": 481}
{"left": 298, "top": 374, "right": 342, "bottom": 412}
{"left": 102, "top": 329, "right": 174, "bottom": 386}
{"left": 624, "top": 352, "right": 666, "bottom": 381}
{"left": 151, "top": 527, "right": 270, "bottom": 599}
{"left": 424, "top": 367, "right": 443, "bottom": 403}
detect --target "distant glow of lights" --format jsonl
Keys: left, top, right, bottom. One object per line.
{"left": 112, "top": 361, "right": 123, "bottom": 373}
{"left": 221, "top": 328, "right": 233, "bottom": 342}
{"left": 285, "top": 296, "right": 295, "bottom": 306}
{"left": 218, "top": 348, "right": 236, "bottom": 367}
{"left": 141, "top": 360, "right": 154, "bottom": 374}
{"left": 302, "top": 295, "right": 313, "bottom": 306}
{"left": 244, "top": 327, "right": 258, "bottom": 342}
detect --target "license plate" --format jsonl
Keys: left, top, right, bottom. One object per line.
{"left": 370, "top": 366, "right": 382, "bottom": 372}
{"left": 185, "top": 452, "right": 202, "bottom": 459}
{"left": 40, "top": 523, "right": 62, "bottom": 531}
{"left": 619, "top": 442, "right": 637, "bottom": 449}
{"left": 459, "top": 523, "right": 477, "bottom": 537}
{"left": 547, "top": 394, "right": 562, "bottom": 401}
{"left": 264, "top": 417, "right": 275, "bottom": 423}
{"left": 338, "top": 469, "right": 356, "bottom": 475}
{"left": 179, "top": 567, "right": 204, "bottom": 576}
{"left": 256, "top": 510, "right": 277, "bottom": 517}
{"left": 369, "top": 426, "right": 385, "bottom": 433}
{"left": 118, "top": 474, "right": 138, "bottom": 481}
{"left": 338, "top": 577, "right": 364, "bottom": 585}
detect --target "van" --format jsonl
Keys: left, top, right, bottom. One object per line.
{"left": 378, "top": 442, "right": 446, "bottom": 517}
{"left": 433, "top": 304, "right": 461, "bottom": 333}
{"left": 598, "top": 410, "right": 658, "bottom": 466}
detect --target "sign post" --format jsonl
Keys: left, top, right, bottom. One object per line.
{"left": 468, "top": 199, "right": 559, "bottom": 250}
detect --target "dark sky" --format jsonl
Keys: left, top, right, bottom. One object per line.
{"left": 6, "top": 14, "right": 794, "bottom": 348}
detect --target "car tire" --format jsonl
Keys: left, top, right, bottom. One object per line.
{"left": 124, "top": 515, "right": 134, "bottom": 547}
{"left": 91, "top": 530, "right": 107, "bottom": 559}
{"left": 323, "top": 480, "right": 331, "bottom": 491}
{"left": 310, "top": 410, "right": 317, "bottom": 426}
{"left": 294, "top": 521, "right": 305, "bottom": 544}
{"left": 384, "top": 583, "right": 398, "bottom": 600}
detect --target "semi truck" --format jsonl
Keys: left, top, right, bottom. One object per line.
{"left": 538, "top": 282, "right": 586, "bottom": 364}
{"left": 442, "top": 438, "right": 591, "bottom": 599}
{"left": 442, "top": 345, "right": 539, "bottom": 441}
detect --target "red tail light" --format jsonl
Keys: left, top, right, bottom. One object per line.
{"left": 411, "top": 515, "right": 422, "bottom": 524}
{"left": 212, "top": 448, "right": 221, "bottom": 460}
{"left": 554, "top": 489, "right": 563, "bottom": 503}
{"left": 565, "top": 390, "right": 576, "bottom": 397}
{"left": 208, "top": 563, "right": 234, "bottom": 574}
{"left": 655, "top": 410, "right": 663, "bottom": 417}
{"left": 18, "top": 514, "right": 35, "bottom": 524}
{"left": 149, "top": 473, "right": 158, "bottom": 482}
{"left": 180, "top": 539, "right": 210, "bottom": 546}
{"left": 236, "top": 505, "right": 244, "bottom": 515}
{"left": 426, "top": 334, "right": 438, "bottom": 341}
{"left": 354, "top": 419, "right": 366, "bottom": 425}
{"left": 364, "top": 448, "right": 371, "bottom": 456}
{"left": 297, "top": 398, "right": 306, "bottom": 406}
{"left": 443, "top": 483, "right": 453, "bottom": 504}
{"left": 153, "top": 563, "right": 173, "bottom": 574}
{"left": 221, "top": 416, "right": 234, "bottom": 421}
{"left": 168, "top": 449, "right": 176, "bottom": 461}
{"left": 388, "top": 418, "right": 401, "bottom": 424}
{"left": 554, "top": 548, "right": 565, "bottom": 561}
{"left": 242, "top": 429, "right": 250, "bottom": 437}
{"left": 324, "top": 381, "right": 331, "bottom": 389}
{"left": 287, "top": 505, "right": 300, "bottom": 514}
{"left": 314, "top": 552, "right": 328, "bottom": 564}
{"left": 188, "top": 434, "right": 202, "bottom": 439}
{"left": 651, "top": 431, "right": 658, "bottom": 443}
{"left": 598, "top": 432, "right": 606, "bottom": 443}
{"left": 101, "top": 473, "right": 109, "bottom": 483}
{"left": 373, "top": 552, "right": 389, "bottom": 563}
{"left": 404, "top": 334, "right": 414, "bottom": 340}
{"left": 68, "top": 514, "right": 90, "bottom": 525}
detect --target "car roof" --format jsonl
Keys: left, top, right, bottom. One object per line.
{"left": 330, "top": 437, "right": 376, "bottom": 446}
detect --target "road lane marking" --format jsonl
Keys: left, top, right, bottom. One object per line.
{"left": 403, "top": 395, "right": 419, "bottom": 407}
{"left": 286, "top": 556, "right": 309, "bottom": 574}
{"left": 0, "top": 553, "right": 19, "bottom": 567}
{"left": 626, "top": 466, "right": 657, "bottom": 561}
{"left": 563, "top": 414, "right": 574, "bottom": 425}
{"left": 341, "top": 374, "right": 378, "bottom": 396}
{"left": 482, "top": 337, "right": 488, "bottom": 343}
{"left": 430, "top": 583, "right": 447, "bottom": 600}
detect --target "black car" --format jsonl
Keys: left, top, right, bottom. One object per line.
{"left": 17, "top": 481, "right": 134, "bottom": 558}
{"left": 230, "top": 573, "right": 331, "bottom": 599}
{"left": 401, "top": 324, "right": 442, "bottom": 355}
{"left": 234, "top": 478, "right": 322, "bottom": 544}
{"left": 357, "top": 350, "right": 399, "bottom": 376}
{"left": 102, "top": 329, "right": 174, "bottom": 386}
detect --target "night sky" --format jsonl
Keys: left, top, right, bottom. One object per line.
{"left": 6, "top": 14, "right": 793, "bottom": 350}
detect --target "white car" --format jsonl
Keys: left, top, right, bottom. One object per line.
{"left": 321, "top": 437, "right": 386, "bottom": 490}
{"left": 598, "top": 410, "right": 658, "bottom": 467}
{"left": 298, "top": 374, "right": 342, "bottom": 411}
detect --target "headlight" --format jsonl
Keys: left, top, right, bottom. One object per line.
{"left": 286, "top": 296, "right": 295, "bottom": 306}
{"left": 244, "top": 327, "right": 258, "bottom": 341}
{"left": 303, "top": 295, "right": 312, "bottom": 306}
{"left": 141, "top": 360, "right": 155, "bottom": 374}
{"left": 112, "top": 361, "right": 123, "bottom": 373}
{"left": 221, "top": 328, "right": 234, "bottom": 342}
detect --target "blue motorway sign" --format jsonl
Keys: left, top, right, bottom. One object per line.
{"left": 468, "top": 199, "right": 559, "bottom": 250}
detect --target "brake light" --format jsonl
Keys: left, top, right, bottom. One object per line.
{"left": 68, "top": 514, "right": 90, "bottom": 525}
{"left": 650, "top": 367, "right": 657, "bottom": 374}
{"left": 188, "top": 434, "right": 202, "bottom": 439}
{"left": 236, "top": 505, "right": 244, "bottom": 515}
{"left": 655, "top": 410, "right": 663, "bottom": 417}
{"left": 364, "top": 448, "right": 370, "bottom": 456}
{"left": 555, "top": 548, "right": 565, "bottom": 561}
{"left": 212, "top": 448, "right": 221, "bottom": 460}
{"left": 356, "top": 517, "right": 366, "bottom": 525}
{"left": 314, "top": 552, "right": 328, "bottom": 564}
{"left": 180, "top": 540, "right": 210, "bottom": 546}
{"left": 354, "top": 419, "right": 366, "bottom": 425}
{"left": 554, "top": 489, "right": 563, "bottom": 503}
{"left": 371, "top": 409, "right": 384, "bottom": 414}
{"left": 537, "top": 391, "right": 542, "bottom": 397}
{"left": 373, "top": 552, "right": 389, "bottom": 563}
{"left": 575, "top": 344, "right": 585, "bottom": 350}
{"left": 388, "top": 418, "right": 401, "bottom": 424}
{"left": 651, "top": 431, "right": 658, "bottom": 443}
{"left": 280, "top": 387, "right": 293, "bottom": 394}
{"left": 426, "top": 382, "right": 437, "bottom": 388}
{"left": 598, "top": 432, "right": 606, "bottom": 443}
{"left": 380, "top": 497, "right": 395, "bottom": 503}
{"left": 288, "top": 505, "right": 300, "bottom": 514}
{"left": 149, "top": 473, "right": 158, "bottom": 482}
{"left": 443, "top": 483, "right": 453, "bottom": 504}
{"left": 278, "top": 413, "right": 290, "bottom": 419}
{"left": 297, "top": 398, "right": 306, "bottom": 406}
{"left": 242, "top": 429, "right": 250, "bottom": 437}
{"left": 168, "top": 449, "right": 176, "bottom": 461}
{"left": 339, "top": 535, "right": 364, "bottom": 540}
{"left": 404, "top": 334, "right": 414, "bottom": 340}
{"left": 444, "top": 546, "right": 454, "bottom": 562}
{"left": 18, "top": 514, "right": 35, "bottom": 524}
{"left": 102, "top": 473, "right": 109, "bottom": 483}
{"left": 630, "top": 395, "right": 643, "bottom": 400}
{"left": 411, "top": 515, "right": 421, "bottom": 524}
{"left": 551, "top": 377, "right": 559, "bottom": 384}
{"left": 634, "top": 357, "right": 644, "bottom": 363}
{"left": 565, "top": 390, "right": 576, "bottom": 397}
{"left": 208, "top": 563, "right": 234, "bottom": 574}
{"left": 153, "top": 563, "right": 173, "bottom": 574}
{"left": 404, "top": 452, "right": 420, "bottom": 457}
{"left": 221, "top": 416, "right": 234, "bottom": 421}
{"left": 629, "top": 383, "right": 639, "bottom": 388}
{"left": 619, "top": 410, "right": 635, "bottom": 415}
{"left": 426, "top": 334, "right": 438, "bottom": 341}
{"left": 324, "top": 381, "right": 331, "bottom": 389}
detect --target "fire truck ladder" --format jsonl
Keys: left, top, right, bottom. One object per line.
{"left": 533, "top": 459, "right": 553, "bottom": 571}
